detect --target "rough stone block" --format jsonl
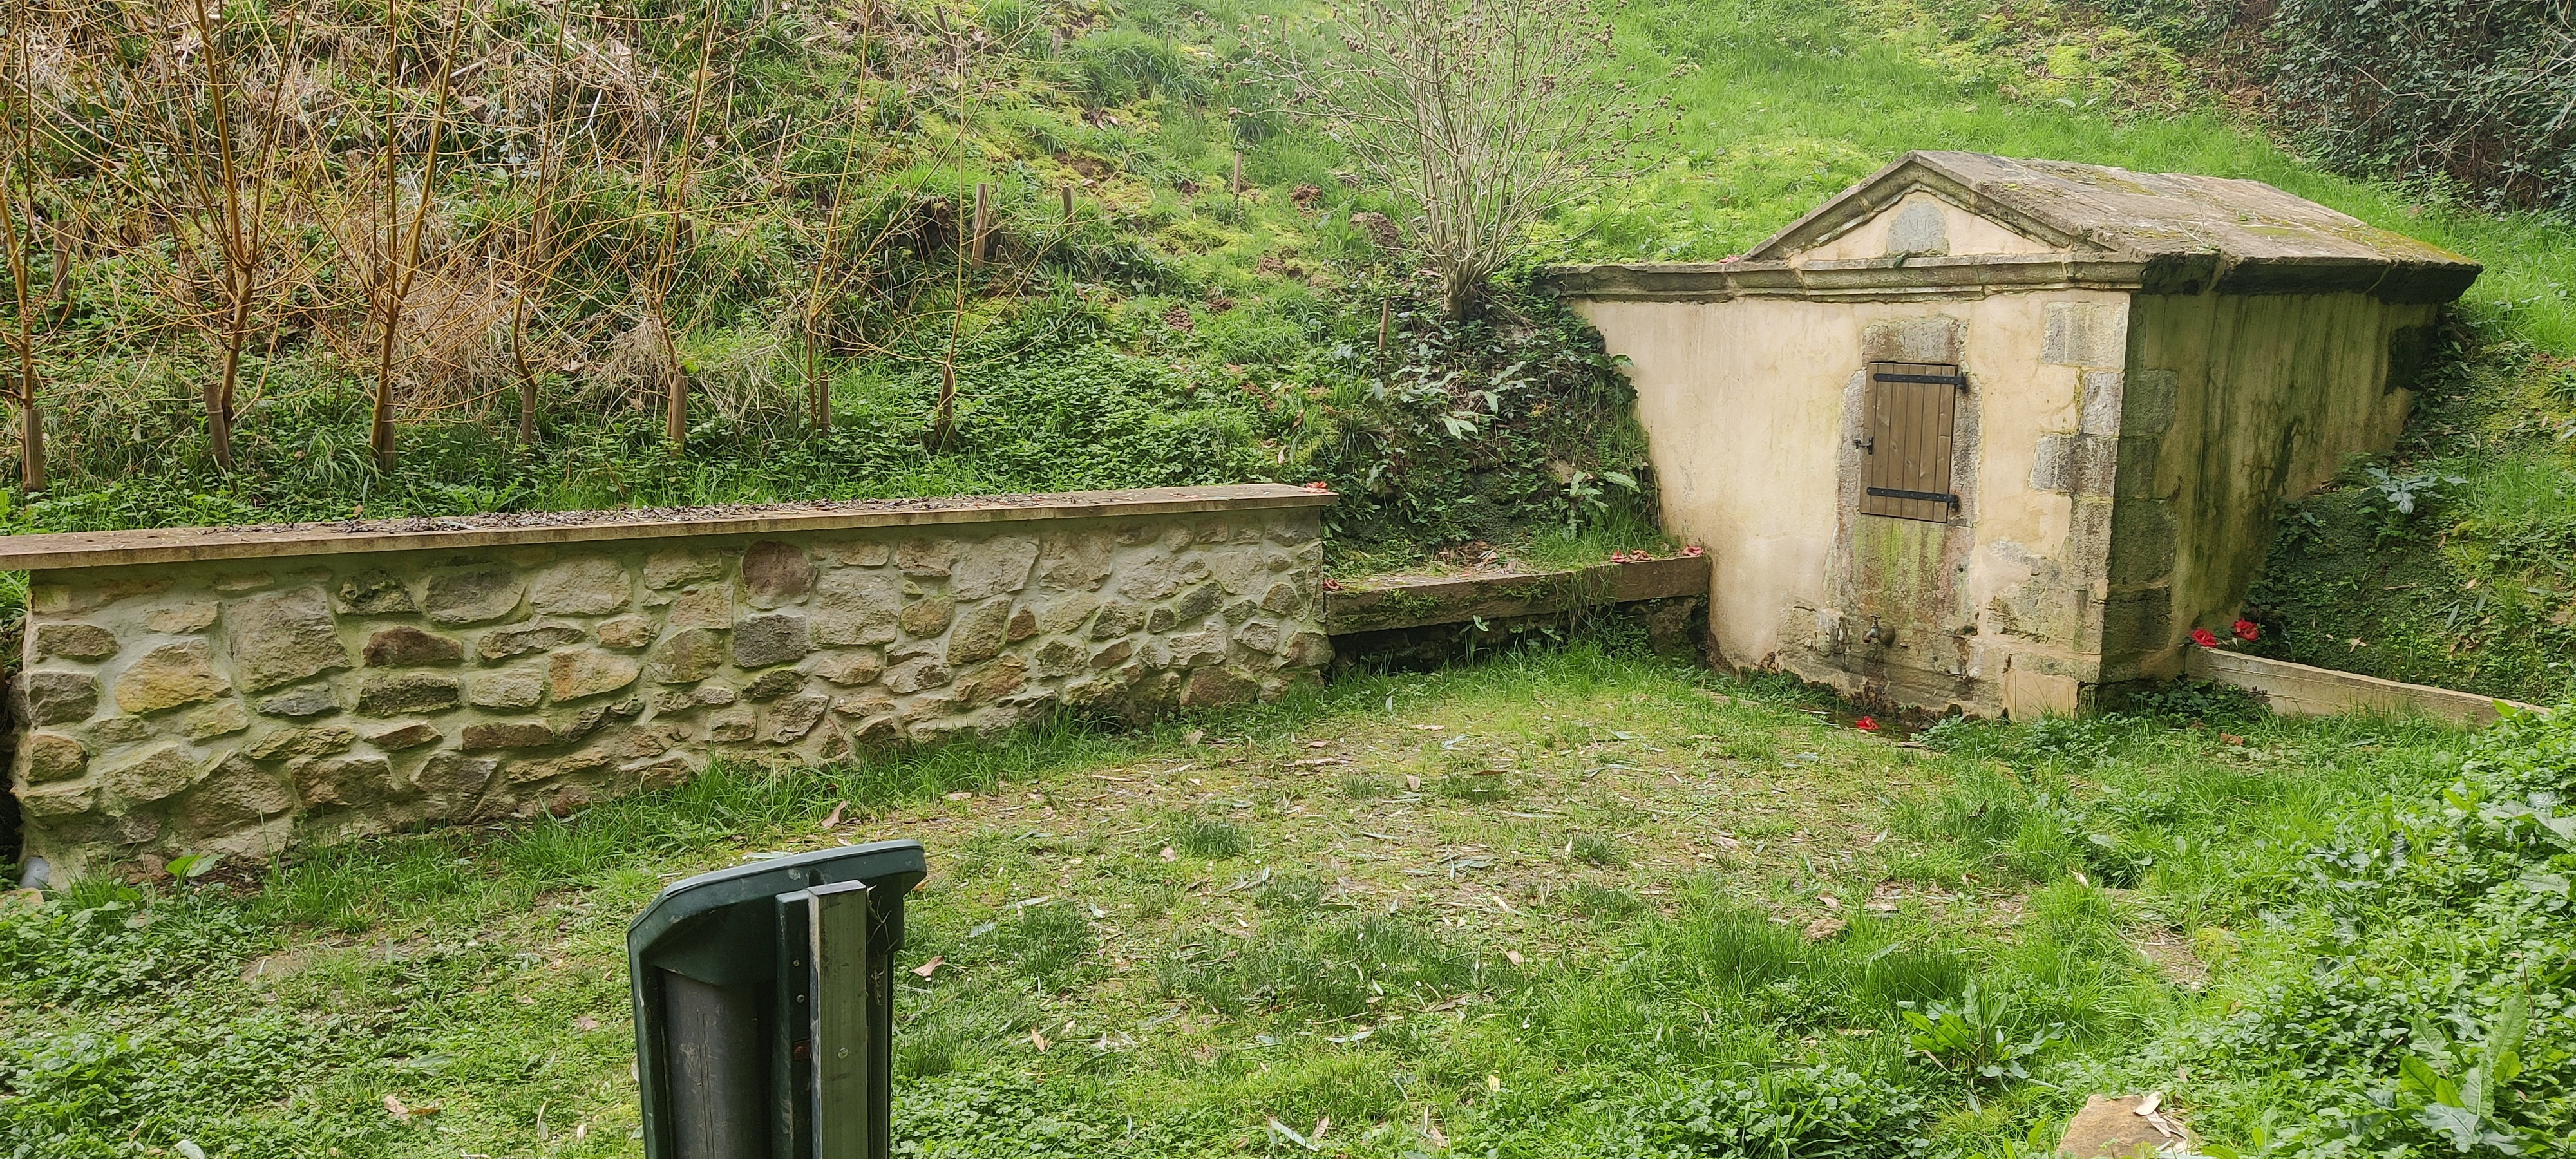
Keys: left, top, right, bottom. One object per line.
{"left": 1280, "top": 632, "right": 1332, "bottom": 670}
{"left": 35, "top": 623, "right": 119, "bottom": 663}
{"left": 1036, "top": 530, "right": 1114, "bottom": 591}
{"left": 365, "top": 625, "right": 464, "bottom": 667}
{"left": 831, "top": 690, "right": 897, "bottom": 719}
{"left": 1090, "top": 640, "right": 1133, "bottom": 670}
{"left": 21, "top": 731, "right": 88, "bottom": 783}
{"left": 365, "top": 721, "right": 444, "bottom": 751}
{"left": 810, "top": 650, "right": 883, "bottom": 686}
{"left": 1235, "top": 621, "right": 1283, "bottom": 654}
{"left": 956, "top": 657, "right": 1028, "bottom": 707}
{"left": 947, "top": 599, "right": 1013, "bottom": 666}
{"left": 466, "top": 668, "right": 545, "bottom": 711}
{"left": 530, "top": 556, "right": 634, "bottom": 616}
{"left": 1884, "top": 200, "right": 1950, "bottom": 256}
{"left": 813, "top": 570, "right": 902, "bottom": 645}
{"left": 414, "top": 753, "right": 498, "bottom": 799}
{"left": 1182, "top": 666, "right": 1261, "bottom": 708}
{"left": 15, "top": 779, "right": 97, "bottom": 819}
{"left": 478, "top": 619, "right": 587, "bottom": 661}
{"left": 765, "top": 694, "right": 831, "bottom": 742}
{"left": 184, "top": 755, "right": 296, "bottom": 831}
{"left": 665, "top": 586, "right": 734, "bottom": 630}
{"left": 24, "top": 670, "right": 101, "bottom": 725}
{"left": 551, "top": 650, "right": 642, "bottom": 702}
{"left": 256, "top": 685, "right": 341, "bottom": 719}
{"left": 707, "top": 708, "right": 757, "bottom": 743}
{"left": 247, "top": 724, "right": 358, "bottom": 761}
{"left": 884, "top": 657, "right": 952, "bottom": 695}
{"left": 898, "top": 596, "right": 955, "bottom": 639}
{"left": 223, "top": 586, "right": 351, "bottom": 693}
{"left": 741, "top": 541, "right": 817, "bottom": 607}
{"left": 182, "top": 699, "right": 252, "bottom": 741}
{"left": 144, "top": 602, "right": 220, "bottom": 634}
{"left": 951, "top": 538, "right": 1039, "bottom": 601}
{"left": 1260, "top": 580, "right": 1307, "bottom": 617}
{"left": 732, "top": 614, "right": 811, "bottom": 670}
{"left": 337, "top": 570, "right": 417, "bottom": 614}
{"left": 294, "top": 754, "right": 398, "bottom": 806}
{"left": 598, "top": 615, "right": 655, "bottom": 650}
{"left": 1034, "top": 639, "right": 1084, "bottom": 678}
{"left": 896, "top": 539, "right": 958, "bottom": 576}
{"left": 1005, "top": 606, "right": 1038, "bottom": 643}
{"left": 213, "top": 572, "right": 272, "bottom": 592}
{"left": 827, "top": 540, "right": 893, "bottom": 567}
{"left": 647, "top": 630, "right": 726, "bottom": 685}
{"left": 116, "top": 640, "right": 232, "bottom": 713}
{"left": 504, "top": 748, "right": 615, "bottom": 786}
{"left": 1091, "top": 601, "right": 1144, "bottom": 640}
{"left": 463, "top": 721, "right": 557, "bottom": 751}
{"left": 745, "top": 668, "right": 806, "bottom": 701}
{"left": 1146, "top": 607, "right": 1176, "bottom": 633}
{"left": 1168, "top": 626, "right": 1229, "bottom": 670}
{"left": 104, "top": 742, "right": 200, "bottom": 804}
{"left": 423, "top": 567, "right": 525, "bottom": 625}
{"left": 646, "top": 549, "right": 728, "bottom": 590}
{"left": 655, "top": 684, "right": 737, "bottom": 712}
{"left": 88, "top": 717, "right": 152, "bottom": 745}
{"left": 357, "top": 672, "right": 460, "bottom": 716}
{"left": 1034, "top": 592, "right": 1100, "bottom": 635}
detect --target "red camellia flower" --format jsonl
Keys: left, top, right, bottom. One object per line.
{"left": 2190, "top": 627, "right": 2220, "bottom": 648}
{"left": 1854, "top": 715, "right": 1879, "bottom": 732}
{"left": 1682, "top": 545, "right": 1706, "bottom": 558}
{"left": 2232, "top": 618, "right": 2260, "bottom": 641}
{"left": 1301, "top": 480, "right": 1331, "bottom": 492}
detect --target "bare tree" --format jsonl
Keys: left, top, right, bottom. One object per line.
{"left": 116, "top": 0, "right": 315, "bottom": 470}
{"left": 359, "top": 0, "right": 470, "bottom": 471}
{"left": 1287, "top": 0, "right": 1664, "bottom": 318}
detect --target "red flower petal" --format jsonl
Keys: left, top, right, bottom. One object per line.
{"left": 2232, "top": 618, "right": 2260, "bottom": 641}
{"left": 1854, "top": 715, "right": 1879, "bottom": 732}
{"left": 2190, "top": 628, "right": 2219, "bottom": 648}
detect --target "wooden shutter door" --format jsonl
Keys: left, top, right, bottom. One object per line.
{"left": 1860, "top": 362, "right": 1962, "bottom": 522}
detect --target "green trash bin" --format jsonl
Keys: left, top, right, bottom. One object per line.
{"left": 627, "top": 839, "right": 927, "bottom": 1159}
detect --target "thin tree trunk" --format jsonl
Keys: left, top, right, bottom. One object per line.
{"left": 3, "top": 3, "right": 45, "bottom": 491}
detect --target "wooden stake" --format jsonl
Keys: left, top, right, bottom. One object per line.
{"left": 1061, "top": 184, "right": 1075, "bottom": 227}
{"left": 1231, "top": 151, "right": 1243, "bottom": 201}
{"left": 970, "top": 182, "right": 992, "bottom": 267}
{"left": 1377, "top": 300, "right": 1392, "bottom": 352}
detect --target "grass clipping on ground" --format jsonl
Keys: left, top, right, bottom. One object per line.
{"left": 5, "top": 648, "right": 2573, "bottom": 1156}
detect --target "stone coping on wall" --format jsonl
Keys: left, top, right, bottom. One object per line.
{"left": 1324, "top": 556, "right": 1710, "bottom": 634}
{"left": 0, "top": 484, "right": 1335, "bottom": 572}
{"left": 2184, "top": 648, "right": 2545, "bottom": 727}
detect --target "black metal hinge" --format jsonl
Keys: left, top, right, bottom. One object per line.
{"left": 1867, "top": 486, "right": 1960, "bottom": 508}
{"left": 1871, "top": 372, "right": 1969, "bottom": 389}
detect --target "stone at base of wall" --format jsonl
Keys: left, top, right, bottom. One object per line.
{"left": 5, "top": 489, "right": 1332, "bottom": 878}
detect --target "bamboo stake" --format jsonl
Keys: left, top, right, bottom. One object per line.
{"left": 1061, "top": 184, "right": 1074, "bottom": 227}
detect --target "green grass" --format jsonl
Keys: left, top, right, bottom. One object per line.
{"left": 10, "top": 641, "right": 2570, "bottom": 1156}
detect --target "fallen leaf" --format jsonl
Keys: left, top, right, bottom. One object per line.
{"left": 2070, "top": 870, "right": 2091, "bottom": 887}
{"left": 1159, "top": 846, "right": 1179, "bottom": 862}
{"left": 1413, "top": 724, "right": 1445, "bottom": 731}
{"left": 818, "top": 800, "right": 846, "bottom": 829}
{"left": 1307, "top": 740, "right": 1329, "bottom": 748}
{"left": 912, "top": 956, "right": 945, "bottom": 978}
{"left": 1030, "top": 1028, "right": 1051, "bottom": 1051}
{"left": 2221, "top": 733, "right": 2246, "bottom": 746}
{"left": 384, "top": 1094, "right": 408, "bottom": 1118}
{"left": 1486, "top": 1073, "right": 1502, "bottom": 1093}
{"left": 943, "top": 791, "right": 973, "bottom": 802}
{"left": 175, "top": 1142, "right": 208, "bottom": 1159}
{"left": 1312, "top": 1116, "right": 1330, "bottom": 1143}
{"left": 1503, "top": 949, "right": 1524, "bottom": 966}
{"left": 1817, "top": 892, "right": 1842, "bottom": 911}
{"left": 573, "top": 1015, "right": 600, "bottom": 1032}
{"left": 1803, "top": 916, "right": 1848, "bottom": 941}
{"left": 1184, "top": 729, "right": 1206, "bottom": 746}
{"left": 1405, "top": 774, "right": 1422, "bottom": 791}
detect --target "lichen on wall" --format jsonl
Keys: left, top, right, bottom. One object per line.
{"left": 9, "top": 505, "right": 1330, "bottom": 877}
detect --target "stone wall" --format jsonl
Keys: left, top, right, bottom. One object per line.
{"left": 4, "top": 486, "right": 1334, "bottom": 878}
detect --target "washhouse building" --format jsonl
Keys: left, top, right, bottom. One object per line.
{"left": 1551, "top": 151, "right": 2481, "bottom": 718}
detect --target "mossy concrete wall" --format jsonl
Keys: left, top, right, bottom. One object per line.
{"left": 5, "top": 486, "right": 1332, "bottom": 878}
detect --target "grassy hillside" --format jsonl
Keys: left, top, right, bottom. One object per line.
{"left": 7, "top": 0, "right": 2574, "bottom": 692}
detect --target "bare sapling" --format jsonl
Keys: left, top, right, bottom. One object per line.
{"left": 1285, "top": 0, "right": 1665, "bottom": 318}
{"left": 363, "top": 0, "right": 471, "bottom": 471}
{"left": 0, "top": 3, "right": 46, "bottom": 489}
{"left": 508, "top": 2, "right": 580, "bottom": 447}
{"left": 641, "top": 0, "right": 724, "bottom": 449}
{"left": 118, "top": 0, "right": 314, "bottom": 469}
